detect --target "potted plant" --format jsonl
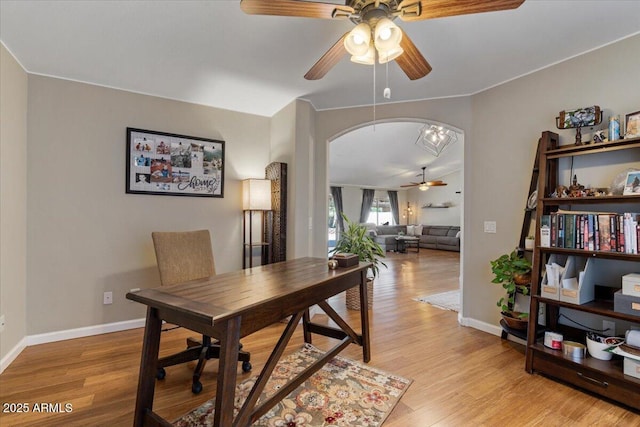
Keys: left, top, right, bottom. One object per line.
{"left": 524, "top": 235, "right": 535, "bottom": 250}
{"left": 490, "top": 250, "right": 532, "bottom": 329}
{"left": 330, "top": 214, "right": 387, "bottom": 310}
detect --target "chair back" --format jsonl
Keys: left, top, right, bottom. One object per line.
{"left": 152, "top": 230, "right": 216, "bottom": 286}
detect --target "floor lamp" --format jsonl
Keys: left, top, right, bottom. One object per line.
{"left": 242, "top": 179, "right": 272, "bottom": 269}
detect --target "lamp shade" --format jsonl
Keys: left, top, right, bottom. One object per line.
{"left": 378, "top": 46, "right": 404, "bottom": 64}
{"left": 374, "top": 18, "right": 402, "bottom": 52}
{"left": 344, "top": 23, "right": 371, "bottom": 56}
{"left": 242, "top": 179, "right": 272, "bottom": 210}
{"left": 350, "top": 42, "right": 376, "bottom": 65}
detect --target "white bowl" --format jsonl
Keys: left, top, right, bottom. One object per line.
{"left": 586, "top": 336, "right": 613, "bottom": 360}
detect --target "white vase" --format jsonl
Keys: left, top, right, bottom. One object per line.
{"left": 525, "top": 238, "right": 535, "bottom": 250}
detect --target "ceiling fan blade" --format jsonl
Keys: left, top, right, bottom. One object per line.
{"left": 400, "top": 183, "right": 419, "bottom": 187}
{"left": 426, "top": 181, "right": 448, "bottom": 186}
{"left": 398, "top": 0, "right": 524, "bottom": 22}
{"left": 304, "top": 32, "right": 349, "bottom": 80}
{"left": 240, "top": 0, "right": 354, "bottom": 19}
{"left": 395, "top": 29, "right": 432, "bottom": 80}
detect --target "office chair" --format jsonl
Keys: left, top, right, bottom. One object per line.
{"left": 151, "top": 229, "right": 251, "bottom": 394}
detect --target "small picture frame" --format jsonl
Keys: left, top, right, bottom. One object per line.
{"left": 126, "top": 128, "right": 224, "bottom": 197}
{"left": 622, "top": 171, "right": 640, "bottom": 195}
{"left": 625, "top": 111, "right": 640, "bottom": 138}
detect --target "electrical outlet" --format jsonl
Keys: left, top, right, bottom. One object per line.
{"left": 603, "top": 320, "right": 615, "bottom": 336}
{"left": 0, "top": 314, "right": 5, "bottom": 333}
{"left": 103, "top": 291, "right": 113, "bottom": 305}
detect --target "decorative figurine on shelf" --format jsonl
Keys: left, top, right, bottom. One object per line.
{"left": 568, "top": 175, "right": 585, "bottom": 197}
{"left": 551, "top": 185, "right": 568, "bottom": 198}
{"left": 593, "top": 129, "right": 606, "bottom": 143}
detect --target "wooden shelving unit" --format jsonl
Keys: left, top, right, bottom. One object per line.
{"left": 525, "top": 132, "right": 640, "bottom": 411}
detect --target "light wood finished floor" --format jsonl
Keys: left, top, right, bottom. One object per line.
{"left": 1, "top": 250, "right": 638, "bottom": 426}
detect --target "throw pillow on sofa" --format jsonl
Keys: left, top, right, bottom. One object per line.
{"left": 415, "top": 225, "right": 423, "bottom": 236}
{"left": 407, "top": 225, "right": 415, "bottom": 236}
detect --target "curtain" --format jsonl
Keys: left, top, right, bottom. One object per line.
{"left": 359, "top": 189, "right": 375, "bottom": 224}
{"left": 330, "top": 186, "right": 345, "bottom": 234}
{"left": 388, "top": 190, "right": 399, "bottom": 225}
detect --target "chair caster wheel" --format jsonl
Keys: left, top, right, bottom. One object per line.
{"left": 242, "top": 361, "right": 252, "bottom": 372}
{"left": 156, "top": 368, "right": 166, "bottom": 380}
{"left": 192, "top": 381, "right": 203, "bottom": 394}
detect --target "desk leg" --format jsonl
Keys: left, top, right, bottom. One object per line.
{"left": 302, "top": 309, "right": 312, "bottom": 344}
{"left": 214, "top": 316, "right": 241, "bottom": 427}
{"left": 133, "top": 307, "right": 162, "bottom": 427}
{"left": 360, "top": 270, "right": 371, "bottom": 363}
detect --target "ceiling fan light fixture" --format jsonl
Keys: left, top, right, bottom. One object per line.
{"left": 378, "top": 46, "right": 404, "bottom": 64}
{"left": 350, "top": 43, "right": 376, "bottom": 64}
{"left": 419, "top": 184, "right": 429, "bottom": 191}
{"left": 374, "top": 18, "right": 402, "bottom": 52}
{"left": 344, "top": 23, "right": 372, "bottom": 56}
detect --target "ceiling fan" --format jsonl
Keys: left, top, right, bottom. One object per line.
{"left": 400, "top": 166, "right": 447, "bottom": 191}
{"left": 240, "top": 0, "right": 525, "bottom": 81}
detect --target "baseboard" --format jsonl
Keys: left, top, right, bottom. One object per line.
{"left": 26, "top": 318, "right": 146, "bottom": 346}
{"left": 459, "top": 316, "right": 502, "bottom": 337}
{"left": 0, "top": 337, "right": 27, "bottom": 374}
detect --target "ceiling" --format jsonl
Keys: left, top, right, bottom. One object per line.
{"left": 330, "top": 120, "right": 462, "bottom": 189}
{"left": 1, "top": 1, "right": 638, "bottom": 189}
{"left": 2, "top": 1, "right": 639, "bottom": 118}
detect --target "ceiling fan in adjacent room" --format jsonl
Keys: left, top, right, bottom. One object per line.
{"left": 400, "top": 166, "right": 447, "bottom": 191}
{"left": 240, "top": 0, "right": 525, "bottom": 80}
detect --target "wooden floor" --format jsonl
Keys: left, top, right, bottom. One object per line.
{"left": 1, "top": 250, "right": 638, "bottom": 426}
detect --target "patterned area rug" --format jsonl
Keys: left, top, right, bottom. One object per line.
{"left": 414, "top": 290, "right": 460, "bottom": 312}
{"left": 174, "top": 343, "right": 412, "bottom": 427}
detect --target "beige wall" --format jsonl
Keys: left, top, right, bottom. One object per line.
{"left": 0, "top": 44, "right": 28, "bottom": 364}
{"left": 313, "top": 98, "right": 473, "bottom": 257}
{"left": 308, "top": 34, "right": 640, "bottom": 331}
{"left": 467, "top": 34, "right": 640, "bottom": 328}
{"left": 3, "top": 34, "right": 639, "bottom": 363}
{"left": 25, "top": 75, "right": 271, "bottom": 334}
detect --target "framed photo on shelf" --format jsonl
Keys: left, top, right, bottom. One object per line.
{"left": 622, "top": 170, "right": 640, "bottom": 195}
{"left": 126, "top": 128, "right": 225, "bottom": 197}
{"left": 625, "top": 111, "right": 640, "bottom": 138}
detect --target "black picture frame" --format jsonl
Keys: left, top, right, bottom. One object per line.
{"left": 126, "top": 127, "right": 224, "bottom": 197}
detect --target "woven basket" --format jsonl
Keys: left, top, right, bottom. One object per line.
{"left": 346, "top": 279, "right": 373, "bottom": 310}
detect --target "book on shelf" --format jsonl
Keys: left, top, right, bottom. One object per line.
{"left": 544, "top": 211, "right": 640, "bottom": 254}
{"left": 540, "top": 215, "right": 551, "bottom": 247}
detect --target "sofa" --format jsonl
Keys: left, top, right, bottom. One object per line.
{"left": 364, "top": 223, "right": 460, "bottom": 252}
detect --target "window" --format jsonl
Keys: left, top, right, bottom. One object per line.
{"left": 367, "top": 196, "right": 394, "bottom": 225}
{"left": 328, "top": 194, "right": 337, "bottom": 248}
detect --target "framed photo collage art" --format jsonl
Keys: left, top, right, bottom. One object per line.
{"left": 126, "top": 128, "right": 224, "bottom": 197}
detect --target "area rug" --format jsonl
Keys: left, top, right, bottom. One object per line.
{"left": 174, "top": 343, "right": 412, "bottom": 427}
{"left": 414, "top": 290, "right": 460, "bottom": 312}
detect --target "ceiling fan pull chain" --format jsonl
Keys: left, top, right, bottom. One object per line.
{"left": 384, "top": 58, "right": 391, "bottom": 99}
{"left": 373, "top": 57, "right": 376, "bottom": 130}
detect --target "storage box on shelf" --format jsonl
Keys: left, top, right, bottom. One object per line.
{"left": 525, "top": 131, "right": 640, "bottom": 411}
{"left": 622, "top": 273, "right": 640, "bottom": 297}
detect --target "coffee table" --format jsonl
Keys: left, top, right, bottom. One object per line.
{"left": 395, "top": 236, "right": 420, "bottom": 253}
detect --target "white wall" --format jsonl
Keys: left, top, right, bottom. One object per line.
{"left": 0, "top": 44, "right": 28, "bottom": 366}
{"left": 411, "top": 169, "right": 462, "bottom": 226}
{"left": 25, "top": 75, "right": 271, "bottom": 334}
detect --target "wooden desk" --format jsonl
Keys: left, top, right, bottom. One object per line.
{"left": 127, "top": 257, "right": 371, "bottom": 427}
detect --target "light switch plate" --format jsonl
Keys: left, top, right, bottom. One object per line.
{"left": 484, "top": 221, "right": 497, "bottom": 233}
